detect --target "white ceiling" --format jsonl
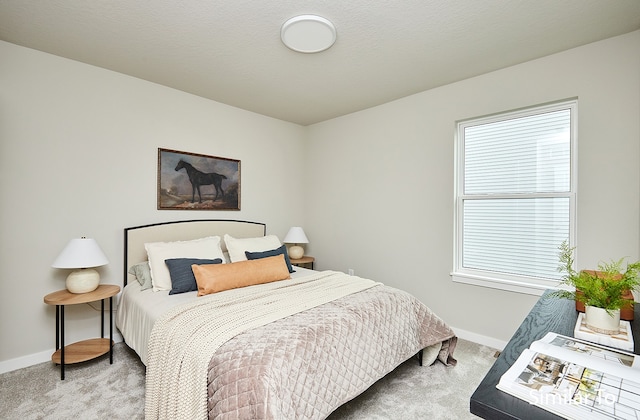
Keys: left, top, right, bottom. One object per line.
{"left": 1, "top": 1, "right": 639, "bottom": 126}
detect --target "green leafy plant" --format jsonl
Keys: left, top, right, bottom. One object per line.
{"left": 549, "top": 241, "right": 640, "bottom": 314}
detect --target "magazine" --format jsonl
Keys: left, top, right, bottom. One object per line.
{"left": 497, "top": 332, "right": 640, "bottom": 419}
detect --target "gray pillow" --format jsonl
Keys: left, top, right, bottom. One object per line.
{"left": 165, "top": 258, "right": 223, "bottom": 295}
{"left": 128, "top": 262, "right": 153, "bottom": 291}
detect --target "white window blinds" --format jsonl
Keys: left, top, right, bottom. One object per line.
{"left": 464, "top": 110, "right": 571, "bottom": 195}
{"left": 454, "top": 101, "right": 575, "bottom": 293}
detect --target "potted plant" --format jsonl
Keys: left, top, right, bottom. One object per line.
{"left": 549, "top": 241, "right": 640, "bottom": 334}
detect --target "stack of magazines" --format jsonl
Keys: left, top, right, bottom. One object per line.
{"left": 573, "top": 313, "right": 634, "bottom": 352}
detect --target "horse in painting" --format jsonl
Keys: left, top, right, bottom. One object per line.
{"left": 175, "top": 159, "right": 227, "bottom": 203}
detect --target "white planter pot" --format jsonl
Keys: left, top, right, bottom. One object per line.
{"left": 585, "top": 305, "right": 620, "bottom": 335}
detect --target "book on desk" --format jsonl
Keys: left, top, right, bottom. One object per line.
{"left": 497, "top": 332, "right": 640, "bottom": 420}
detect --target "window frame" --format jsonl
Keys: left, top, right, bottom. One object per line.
{"left": 452, "top": 100, "right": 577, "bottom": 295}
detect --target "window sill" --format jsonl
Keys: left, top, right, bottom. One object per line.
{"left": 450, "top": 272, "right": 557, "bottom": 296}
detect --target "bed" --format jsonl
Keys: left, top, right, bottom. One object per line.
{"left": 116, "top": 219, "right": 457, "bottom": 419}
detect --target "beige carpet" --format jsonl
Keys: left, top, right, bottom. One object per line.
{"left": 0, "top": 339, "right": 496, "bottom": 419}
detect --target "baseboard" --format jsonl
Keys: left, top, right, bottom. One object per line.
{"left": 0, "top": 332, "right": 123, "bottom": 375}
{"left": 452, "top": 326, "right": 507, "bottom": 351}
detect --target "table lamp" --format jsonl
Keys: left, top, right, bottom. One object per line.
{"left": 52, "top": 237, "right": 109, "bottom": 293}
{"left": 283, "top": 227, "right": 309, "bottom": 260}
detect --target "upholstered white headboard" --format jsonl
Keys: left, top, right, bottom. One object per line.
{"left": 123, "top": 219, "right": 266, "bottom": 285}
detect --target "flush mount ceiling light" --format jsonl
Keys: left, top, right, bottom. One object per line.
{"left": 281, "top": 15, "right": 336, "bottom": 53}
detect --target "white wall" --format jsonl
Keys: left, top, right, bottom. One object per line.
{"left": 0, "top": 40, "right": 306, "bottom": 367}
{"left": 305, "top": 31, "right": 640, "bottom": 346}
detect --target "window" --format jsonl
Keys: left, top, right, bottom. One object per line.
{"left": 452, "top": 100, "right": 576, "bottom": 295}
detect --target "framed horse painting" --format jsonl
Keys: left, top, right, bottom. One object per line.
{"left": 157, "top": 148, "right": 240, "bottom": 210}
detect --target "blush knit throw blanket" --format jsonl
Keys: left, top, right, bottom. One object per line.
{"left": 144, "top": 271, "right": 380, "bottom": 420}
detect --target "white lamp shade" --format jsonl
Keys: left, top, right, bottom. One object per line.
{"left": 52, "top": 237, "right": 109, "bottom": 269}
{"left": 283, "top": 227, "right": 309, "bottom": 244}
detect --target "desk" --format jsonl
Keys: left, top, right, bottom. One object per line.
{"left": 470, "top": 290, "right": 640, "bottom": 419}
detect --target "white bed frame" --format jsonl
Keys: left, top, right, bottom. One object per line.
{"left": 123, "top": 219, "right": 266, "bottom": 286}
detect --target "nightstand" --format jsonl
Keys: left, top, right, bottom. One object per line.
{"left": 43, "top": 284, "right": 120, "bottom": 380}
{"left": 290, "top": 256, "right": 314, "bottom": 270}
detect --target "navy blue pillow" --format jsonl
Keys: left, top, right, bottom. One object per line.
{"left": 245, "top": 244, "right": 295, "bottom": 273}
{"left": 165, "top": 258, "right": 223, "bottom": 295}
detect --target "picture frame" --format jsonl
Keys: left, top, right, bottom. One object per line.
{"left": 157, "top": 148, "right": 240, "bottom": 210}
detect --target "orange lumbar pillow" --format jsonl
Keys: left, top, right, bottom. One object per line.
{"left": 192, "top": 254, "right": 290, "bottom": 296}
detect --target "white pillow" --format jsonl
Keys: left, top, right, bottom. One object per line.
{"left": 224, "top": 234, "right": 282, "bottom": 263}
{"left": 145, "top": 236, "right": 224, "bottom": 292}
